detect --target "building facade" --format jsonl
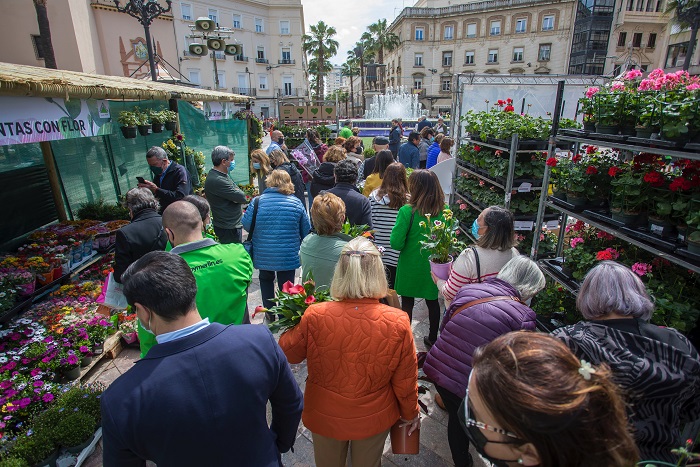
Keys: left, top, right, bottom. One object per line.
{"left": 384, "top": 0, "right": 577, "bottom": 115}
{"left": 325, "top": 65, "right": 344, "bottom": 97}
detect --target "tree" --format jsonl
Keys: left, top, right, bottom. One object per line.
{"left": 667, "top": 0, "right": 700, "bottom": 70}
{"left": 308, "top": 58, "right": 332, "bottom": 99}
{"left": 302, "top": 21, "right": 339, "bottom": 100}
{"left": 33, "top": 0, "right": 57, "bottom": 69}
{"left": 348, "top": 40, "right": 374, "bottom": 114}
{"left": 341, "top": 58, "right": 360, "bottom": 115}
{"left": 362, "top": 19, "right": 399, "bottom": 91}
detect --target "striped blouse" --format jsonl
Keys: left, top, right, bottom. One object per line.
{"left": 369, "top": 191, "right": 404, "bottom": 267}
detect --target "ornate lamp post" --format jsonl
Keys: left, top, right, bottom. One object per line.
{"left": 113, "top": 0, "right": 173, "bottom": 81}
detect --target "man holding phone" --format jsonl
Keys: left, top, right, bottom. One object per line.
{"left": 138, "top": 146, "right": 192, "bottom": 213}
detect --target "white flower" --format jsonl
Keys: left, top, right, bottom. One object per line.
{"left": 578, "top": 359, "right": 597, "bottom": 381}
{"left": 0, "top": 357, "right": 7, "bottom": 363}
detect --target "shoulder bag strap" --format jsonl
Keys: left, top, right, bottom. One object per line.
{"left": 247, "top": 197, "right": 260, "bottom": 240}
{"left": 470, "top": 246, "right": 482, "bottom": 283}
{"left": 450, "top": 295, "right": 522, "bottom": 321}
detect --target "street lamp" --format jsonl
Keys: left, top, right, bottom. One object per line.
{"left": 113, "top": 0, "right": 173, "bottom": 81}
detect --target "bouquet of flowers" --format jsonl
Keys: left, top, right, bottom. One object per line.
{"left": 255, "top": 277, "right": 332, "bottom": 334}
{"left": 341, "top": 220, "right": 373, "bottom": 239}
{"left": 290, "top": 140, "right": 321, "bottom": 177}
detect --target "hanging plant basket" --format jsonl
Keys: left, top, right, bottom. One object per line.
{"left": 165, "top": 121, "right": 177, "bottom": 131}
{"left": 137, "top": 125, "right": 151, "bottom": 136}
{"left": 120, "top": 126, "right": 137, "bottom": 139}
{"left": 151, "top": 123, "right": 163, "bottom": 133}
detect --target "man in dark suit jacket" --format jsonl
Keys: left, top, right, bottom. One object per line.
{"left": 138, "top": 146, "right": 193, "bottom": 213}
{"left": 322, "top": 160, "right": 372, "bottom": 228}
{"left": 101, "top": 251, "right": 303, "bottom": 467}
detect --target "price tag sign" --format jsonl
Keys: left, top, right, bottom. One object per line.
{"left": 514, "top": 221, "right": 534, "bottom": 231}
{"left": 546, "top": 220, "right": 559, "bottom": 230}
{"left": 505, "top": 193, "right": 512, "bottom": 203}
{"left": 650, "top": 223, "right": 664, "bottom": 235}
{"left": 517, "top": 182, "right": 532, "bottom": 193}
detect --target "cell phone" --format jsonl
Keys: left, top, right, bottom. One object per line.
{"left": 136, "top": 176, "right": 146, "bottom": 184}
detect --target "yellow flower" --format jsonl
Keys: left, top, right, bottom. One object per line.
{"left": 419, "top": 221, "right": 426, "bottom": 228}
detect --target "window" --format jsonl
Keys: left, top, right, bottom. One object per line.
{"left": 415, "top": 27, "right": 424, "bottom": 41}
{"left": 232, "top": 14, "right": 241, "bottom": 29}
{"left": 512, "top": 47, "right": 524, "bottom": 62}
{"left": 283, "top": 77, "right": 293, "bottom": 96}
{"left": 465, "top": 51, "right": 475, "bottom": 64}
{"left": 617, "top": 32, "right": 627, "bottom": 47}
{"left": 414, "top": 78, "right": 423, "bottom": 89}
{"left": 515, "top": 18, "right": 527, "bottom": 33}
{"left": 414, "top": 53, "right": 423, "bottom": 66}
{"left": 442, "top": 78, "right": 451, "bottom": 91}
{"left": 490, "top": 20, "right": 501, "bottom": 36}
{"left": 442, "top": 51, "right": 453, "bottom": 67}
{"left": 542, "top": 15, "right": 554, "bottom": 31}
{"left": 444, "top": 25, "right": 454, "bottom": 40}
{"left": 488, "top": 49, "right": 498, "bottom": 63}
{"left": 632, "top": 32, "right": 642, "bottom": 48}
{"left": 640, "top": 64, "right": 649, "bottom": 71}
{"left": 255, "top": 18, "right": 263, "bottom": 33}
{"left": 648, "top": 33, "right": 657, "bottom": 48}
{"left": 466, "top": 23, "right": 477, "bottom": 38}
{"left": 181, "top": 3, "right": 192, "bottom": 20}
{"left": 216, "top": 72, "right": 226, "bottom": 89}
{"left": 666, "top": 42, "right": 688, "bottom": 68}
{"left": 282, "top": 48, "right": 291, "bottom": 62}
{"left": 188, "top": 69, "right": 200, "bottom": 85}
{"left": 257, "top": 47, "right": 265, "bottom": 59}
{"left": 538, "top": 43, "right": 551, "bottom": 61}
{"left": 208, "top": 9, "right": 218, "bottom": 24}
{"left": 259, "top": 75, "right": 268, "bottom": 90}
{"left": 280, "top": 21, "right": 290, "bottom": 35}
{"left": 30, "top": 35, "right": 44, "bottom": 60}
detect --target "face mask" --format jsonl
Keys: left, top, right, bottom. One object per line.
{"left": 253, "top": 162, "right": 261, "bottom": 170}
{"left": 150, "top": 165, "right": 163, "bottom": 177}
{"left": 228, "top": 160, "right": 236, "bottom": 173}
{"left": 472, "top": 219, "right": 481, "bottom": 240}
{"left": 139, "top": 313, "right": 155, "bottom": 336}
{"left": 355, "top": 147, "right": 362, "bottom": 154}
{"left": 430, "top": 137, "right": 435, "bottom": 142}
{"left": 278, "top": 137, "right": 285, "bottom": 145}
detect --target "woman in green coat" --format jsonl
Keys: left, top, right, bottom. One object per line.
{"left": 390, "top": 170, "right": 446, "bottom": 348}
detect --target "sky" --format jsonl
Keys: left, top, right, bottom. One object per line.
{"left": 301, "top": 0, "right": 411, "bottom": 65}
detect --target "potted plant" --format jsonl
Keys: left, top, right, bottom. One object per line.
{"left": 148, "top": 109, "right": 165, "bottom": 133}
{"left": 419, "top": 209, "right": 465, "bottom": 280}
{"left": 256, "top": 277, "right": 333, "bottom": 333}
{"left": 57, "top": 385, "right": 104, "bottom": 425}
{"left": 609, "top": 162, "right": 648, "bottom": 226}
{"left": 579, "top": 87, "right": 599, "bottom": 132}
{"left": 24, "top": 256, "right": 52, "bottom": 286}
{"left": 0, "top": 458, "right": 29, "bottom": 467}
{"left": 565, "top": 161, "right": 592, "bottom": 208}
{"left": 54, "top": 412, "right": 97, "bottom": 454}
{"left": 686, "top": 198, "right": 700, "bottom": 253}
{"left": 162, "top": 110, "right": 178, "bottom": 131}
{"left": 135, "top": 108, "right": 151, "bottom": 136}
{"left": 564, "top": 236, "right": 597, "bottom": 281}
{"left": 8, "top": 428, "right": 57, "bottom": 467}
{"left": 636, "top": 91, "right": 660, "bottom": 138}
{"left": 117, "top": 110, "right": 138, "bottom": 139}
{"left": 59, "top": 350, "right": 81, "bottom": 381}
{"left": 594, "top": 88, "right": 622, "bottom": 134}
{"left": 8, "top": 269, "right": 35, "bottom": 298}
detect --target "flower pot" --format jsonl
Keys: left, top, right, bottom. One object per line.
{"left": 17, "top": 279, "right": 36, "bottom": 297}
{"left": 151, "top": 123, "right": 163, "bottom": 133}
{"left": 611, "top": 209, "right": 647, "bottom": 227}
{"left": 636, "top": 128, "right": 654, "bottom": 139}
{"left": 677, "top": 225, "right": 688, "bottom": 244}
{"left": 595, "top": 124, "right": 619, "bottom": 135}
{"left": 66, "top": 434, "right": 94, "bottom": 455}
{"left": 648, "top": 217, "right": 676, "bottom": 238}
{"left": 620, "top": 125, "right": 636, "bottom": 136}
{"left": 31, "top": 448, "right": 59, "bottom": 467}
{"left": 63, "top": 366, "right": 81, "bottom": 381}
{"left": 60, "top": 257, "right": 70, "bottom": 275}
{"left": 83, "top": 238, "right": 93, "bottom": 256}
{"left": 165, "top": 121, "right": 177, "bottom": 131}
{"left": 80, "top": 355, "right": 93, "bottom": 368}
{"left": 137, "top": 125, "right": 151, "bottom": 136}
{"left": 583, "top": 122, "right": 596, "bottom": 132}
{"left": 51, "top": 266, "right": 63, "bottom": 281}
{"left": 566, "top": 192, "right": 588, "bottom": 208}
{"left": 122, "top": 332, "right": 138, "bottom": 345}
{"left": 429, "top": 256, "right": 453, "bottom": 281}
{"left": 93, "top": 341, "right": 104, "bottom": 355}
{"left": 688, "top": 239, "right": 700, "bottom": 254}
{"left": 120, "top": 126, "right": 137, "bottom": 139}
{"left": 552, "top": 190, "right": 567, "bottom": 201}
{"left": 71, "top": 245, "right": 83, "bottom": 265}
{"left": 36, "top": 271, "right": 54, "bottom": 286}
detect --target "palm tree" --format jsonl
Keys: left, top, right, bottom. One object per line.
{"left": 364, "top": 19, "right": 399, "bottom": 91}
{"left": 341, "top": 58, "right": 360, "bottom": 116}
{"left": 348, "top": 39, "right": 375, "bottom": 113}
{"left": 667, "top": 0, "right": 700, "bottom": 70}
{"left": 302, "top": 21, "right": 339, "bottom": 100}
{"left": 33, "top": 0, "right": 57, "bottom": 69}
{"left": 308, "top": 58, "right": 333, "bottom": 99}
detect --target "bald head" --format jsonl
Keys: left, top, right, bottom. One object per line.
{"left": 162, "top": 201, "right": 203, "bottom": 247}
{"left": 271, "top": 130, "right": 284, "bottom": 142}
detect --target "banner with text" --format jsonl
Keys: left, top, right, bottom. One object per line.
{"left": 0, "top": 96, "right": 113, "bottom": 147}
{"left": 203, "top": 101, "right": 234, "bottom": 120}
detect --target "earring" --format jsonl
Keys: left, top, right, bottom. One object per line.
{"left": 518, "top": 459, "right": 523, "bottom": 465}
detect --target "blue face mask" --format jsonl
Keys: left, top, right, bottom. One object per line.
{"left": 228, "top": 159, "right": 236, "bottom": 173}
{"left": 139, "top": 314, "right": 155, "bottom": 336}
{"left": 253, "top": 162, "right": 261, "bottom": 170}
{"left": 472, "top": 219, "right": 481, "bottom": 240}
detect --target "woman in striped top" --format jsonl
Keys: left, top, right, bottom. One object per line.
{"left": 369, "top": 162, "right": 409, "bottom": 289}
{"left": 434, "top": 206, "right": 519, "bottom": 306}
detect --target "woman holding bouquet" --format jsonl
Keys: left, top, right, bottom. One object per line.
{"left": 279, "top": 237, "right": 420, "bottom": 467}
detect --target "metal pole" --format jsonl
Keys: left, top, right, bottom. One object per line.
{"left": 504, "top": 133, "right": 519, "bottom": 210}
{"left": 212, "top": 51, "right": 220, "bottom": 89}
{"left": 143, "top": 23, "right": 158, "bottom": 81}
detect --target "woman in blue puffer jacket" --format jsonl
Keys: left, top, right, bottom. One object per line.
{"left": 242, "top": 169, "right": 311, "bottom": 321}
{"left": 426, "top": 133, "right": 444, "bottom": 169}
{"left": 423, "top": 255, "right": 545, "bottom": 467}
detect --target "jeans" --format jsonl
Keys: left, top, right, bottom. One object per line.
{"left": 259, "top": 269, "right": 296, "bottom": 320}
{"left": 435, "top": 385, "right": 473, "bottom": 467}
{"left": 214, "top": 226, "right": 242, "bottom": 244}
{"left": 400, "top": 296, "right": 441, "bottom": 341}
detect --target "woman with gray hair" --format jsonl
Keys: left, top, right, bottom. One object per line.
{"left": 552, "top": 261, "right": 700, "bottom": 463}
{"left": 423, "top": 255, "right": 546, "bottom": 467}
{"left": 114, "top": 187, "right": 167, "bottom": 283}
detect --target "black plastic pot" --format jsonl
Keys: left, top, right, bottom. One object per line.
{"left": 165, "top": 121, "right": 177, "bottom": 131}
{"left": 151, "top": 123, "right": 163, "bottom": 133}
{"left": 595, "top": 124, "right": 620, "bottom": 135}
{"left": 138, "top": 125, "right": 151, "bottom": 136}
{"left": 120, "top": 126, "right": 137, "bottom": 139}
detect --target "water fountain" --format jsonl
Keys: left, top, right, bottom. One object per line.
{"left": 364, "top": 86, "right": 425, "bottom": 120}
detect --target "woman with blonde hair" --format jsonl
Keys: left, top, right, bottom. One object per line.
{"left": 311, "top": 146, "right": 346, "bottom": 198}
{"left": 249, "top": 149, "right": 272, "bottom": 193}
{"left": 279, "top": 237, "right": 420, "bottom": 467}
{"left": 242, "top": 169, "right": 310, "bottom": 321}
{"left": 268, "top": 149, "right": 306, "bottom": 206}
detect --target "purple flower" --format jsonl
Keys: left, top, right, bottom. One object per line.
{"left": 42, "top": 393, "right": 54, "bottom": 403}
{"left": 67, "top": 354, "right": 79, "bottom": 366}
{"left": 32, "top": 381, "right": 43, "bottom": 388}
{"left": 0, "top": 381, "right": 11, "bottom": 390}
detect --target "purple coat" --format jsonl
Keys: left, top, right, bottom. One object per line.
{"left": 423, "top": 278, "right": 536, "bottom": 399}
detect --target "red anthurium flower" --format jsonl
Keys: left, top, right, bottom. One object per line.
{"left": 546, "top": 157, "right": 558, "bottom": 167}
{"left": 305, "top": 295, "right": 316, "bottom": 305}
{"left": 281, "top": 281, "right": 294, "bottom": 294}
{"left": 253, "top": 306, "right": 267, "bottom": 317}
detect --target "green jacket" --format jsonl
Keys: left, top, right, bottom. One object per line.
{"left": 138, "top": 238, "right": 253, "bottom": 357}
{"left": 204, "top": 168, "right": 248, "bottom": 229}
{"left": 339, "top": 127, "right": 353, "bottom": 139}
{"left": 299, "top": 232, "right": 352, "bottom": 289}
{"left": 390, "top": 205, "right": 446, "bottom": 300}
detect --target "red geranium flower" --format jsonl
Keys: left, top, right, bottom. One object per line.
{"left": 546, "top": 157, "right": 558, "bottom": 167}
{"left": 596, "top": 250, "right": 613, "bottom": 260}
{"left": 643, "top": 171, "right": 665, "bottom": 187}
{"left": 497, "top": 99, "right": 505, "bottom": 106}
{"left": 586, "top": 165, "right": 598, "bottom": 175}
{"left": 506, "top": 98, "right": 513, "bottom": 104}
{"left": 608, "top": 166, "right": 622, "bottom": 177}
{"left": 504, "top": 105, "right": 515, "bottom": 112}
{"left": 585, "top": 145, "right": 597, "bottom": 154}
{"left": 572, "top": 154, "right": 582, "bottom": 163}
{"left": 473, "top": 145, "right": 481, "bottom": 151}
{"left": 670, "top": 177, "right": 692, "bottom": 192}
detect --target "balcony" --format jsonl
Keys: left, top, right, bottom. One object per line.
{"left": 255, "top": 58, "right": 269, "bottom": 64}
{"left": 233, "top": 55, "right": 248, "bottom": 62}
{"left": 232, "top": 87, "right": 257, "bottom": 96}
{"left": 411, "top": 87, "right": 426, "bottom": 96}
{"left": 214, "top": 51, "right": 226, "bottom": 60}
{"left": 278, "top": 59, "right": 295, "bottom": 65}
{"left": 276, "top": 88, "right": 308, "bottom": 97}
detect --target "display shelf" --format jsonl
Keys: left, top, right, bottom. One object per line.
{"left": 454, "top": 191, "right": 485, "bottom": 212}
{"left": 556, "top": 130, "right": 700, "bottom": 161}
{"left": 538, "top": 258, "right": 581, "bottom": 295}
{"left": 545, "top": 200, "right": 700, "bottom": 273}
{"left": 459, "top": 222, "right": 477, "bottom": 243}
{"left": 464, "top": 137, "right": 547, "bottom": 154}
{"left": 456, "top": 162, "right": 506, "bottom": 190}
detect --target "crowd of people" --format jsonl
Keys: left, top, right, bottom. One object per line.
{"left": 102, "top": 125, "right": 700, "bottom": 467}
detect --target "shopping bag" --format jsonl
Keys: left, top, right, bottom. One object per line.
{"left": 102, "top": 272, "right": 128, "bottom": 309}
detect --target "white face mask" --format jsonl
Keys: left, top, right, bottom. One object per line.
{"left": 140, "top": 313, "right": 155, "bottom": 336}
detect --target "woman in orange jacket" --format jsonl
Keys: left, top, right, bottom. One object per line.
{"left": 279, "top": 236, "right": 420, "bottom": 467}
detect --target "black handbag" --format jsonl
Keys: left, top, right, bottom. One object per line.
{"left": 243, "top": 197, "right": 259, "bottom": 256}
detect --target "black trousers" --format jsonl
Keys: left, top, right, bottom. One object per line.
{"left": 385, "top": 265, "right": 397, "bottom": 290}
{"left": 214, "top": 226, "right": 242, "bottom": 244}
{"left": 400, "top": 296, "right": 440, "bottom": 341}
{"left": 435, "top": 385, "right": 473, "bottom": 467}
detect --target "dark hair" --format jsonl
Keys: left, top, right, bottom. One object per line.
{"left": 440, "top": 137, "right": 454, "bottom": 153}
{"left": 472, "top": 332, "right": 639, "bottom": 467}
{"left": 306, "top": 129, "right": 321, "bottom": 145}
{"left": 122, "top": 251, "right": 197, "bottom": 322}
{"left": 146, "top": 146, "right": 167, "bottom": 160}
{"left": 343, "top": 136, "right": 362, "bottom": 153}
{"left": 420, "top": 127, "right": 435, "bottom": 139}
{"left": 477, "top": 206, "right": 516, "bottom": 250}
{"left": 377, "top": 163, "right": 409, "bottom": 209}
{"left": 334, "top": 159, "right": 358, "bottom": 184}
{"left": 408, "top": 170, "right": 443, "bottom": 216}
{"left": 408, "top": 131, "right": 421, "bottom": 142}
{"left": 211, "top": 146, "right": 234, "bottom": 166}
{"left": 183, "top": 195, "right": 211, "bottom": 222}
{"left": 371, "top": 150, "right": 395, "bottom": 177}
